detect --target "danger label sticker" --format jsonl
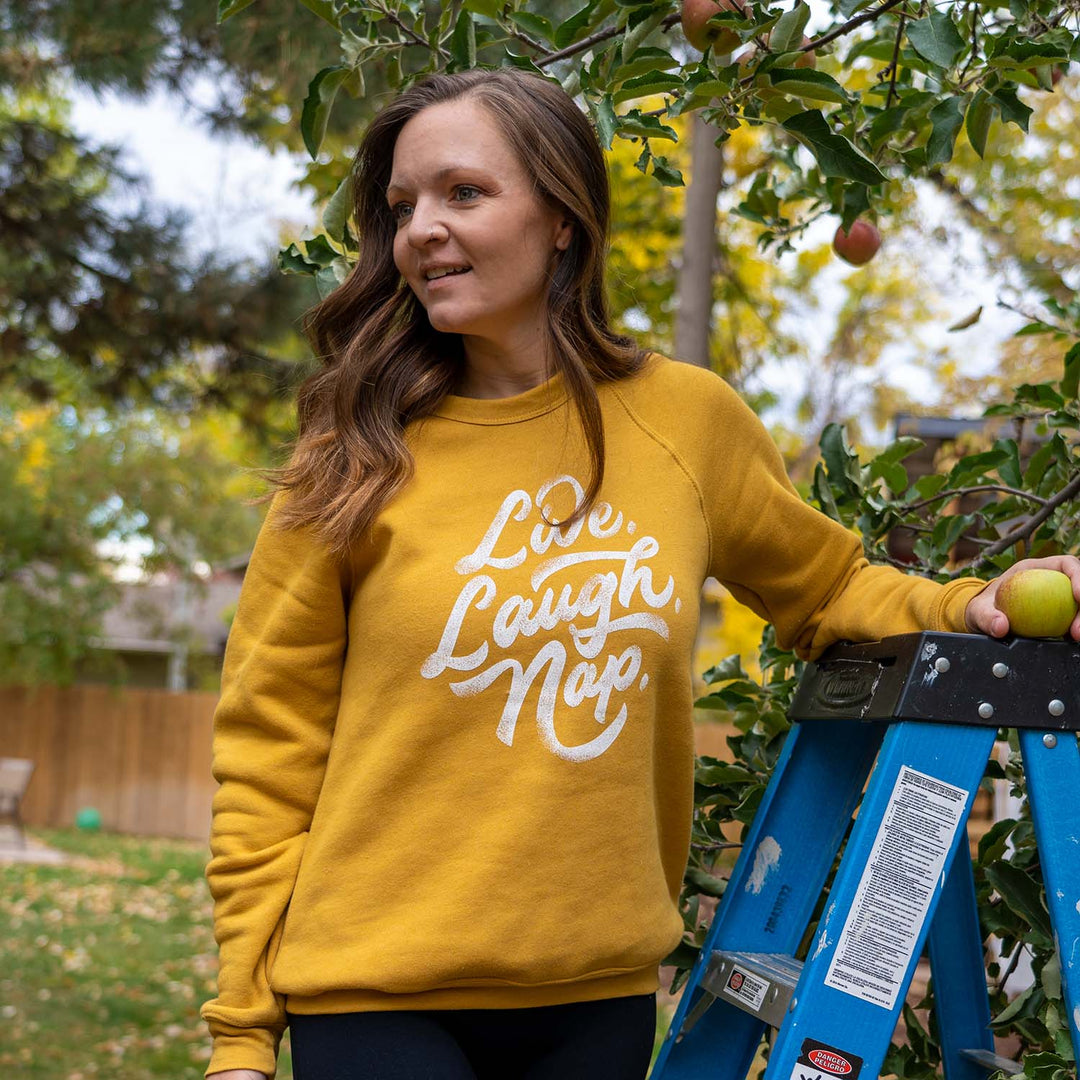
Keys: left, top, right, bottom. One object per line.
{"left": 824, "top": 765, "right": 968, "bottom": 1010}
{"left": 787, "top": 1038, "right": 864, "bottom": 1080}
{"left": 720, "top": 964, "right": 769, "bottom": 1012}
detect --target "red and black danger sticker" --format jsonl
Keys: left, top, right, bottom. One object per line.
{"left": 787, "top": 1039, "right": 863, "bottom": 1080}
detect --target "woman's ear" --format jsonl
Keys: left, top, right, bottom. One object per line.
{"left": 555, "top": 219, "right": 573, "bottom": 251}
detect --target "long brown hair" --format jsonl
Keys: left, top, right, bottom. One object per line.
{"left": 266, "top": 67, "right": 649, "bottom": 556}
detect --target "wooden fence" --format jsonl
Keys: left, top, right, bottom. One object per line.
{"left": 0, "top": 685, "right": 994, "bottom": 845}
{"left": 0, "top": 684, "right": 217, "bottom": 841}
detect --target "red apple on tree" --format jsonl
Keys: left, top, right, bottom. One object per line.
{"left": 792, "top": 35, "right": 817, "bottom": 69}
{"left": 833, "top": 220, "right": 882, "bottom": 266}
{"left": 682, "top": 0, "right": 743, "bottom": 55}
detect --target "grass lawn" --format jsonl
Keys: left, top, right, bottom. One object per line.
{"left": 0, "top": 827, "right": 295, "bottom": 1079}
{"left": 2, "top": 828, "right": 674, "bottom": 1078}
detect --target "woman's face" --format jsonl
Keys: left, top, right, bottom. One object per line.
{"left": 387, "top": 97, "right": 572, "bottom": 349}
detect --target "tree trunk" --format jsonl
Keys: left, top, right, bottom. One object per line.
{"left": 674, "top": 112, "right": 725, "bottom": 369}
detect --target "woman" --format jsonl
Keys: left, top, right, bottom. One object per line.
{"left": 200, "top": 68, "right": 1080, "bottom": 1080}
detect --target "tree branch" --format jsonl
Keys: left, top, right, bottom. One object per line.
{"left": 906, "top": 484, "right": 1051, "bottom": 512}
{"left": 371, "top": 0, "right": 453, "bottom": 63}
{"left": 958, "top": 470, "right": 1080, "bottom": 573}
{"left": 994, "top": 298, "right": 1077, "bottom": 338}
{"left": 805, "top": 0, "right": 908, "bottom": 53}
{"left": 536, "top": 13, "right": 680, "bottom": 68}
{"left": 883, "top": 12, "right": 907, "bottom": 109}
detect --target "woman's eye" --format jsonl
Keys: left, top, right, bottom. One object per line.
{"left": 390, "top": 203, "right": 412, "bottom": 222}
{"left": 455, "top": 185, "right": 481, "bottom": 202}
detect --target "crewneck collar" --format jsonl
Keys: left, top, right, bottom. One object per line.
{"left": 433, "top": 369, "right": 569, "bottom": 425}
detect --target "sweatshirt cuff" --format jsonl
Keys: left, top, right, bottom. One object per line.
{"left": 204, "top": 1021, "right": 282, "bottom": 1079}
{"left": 935, "top": 576, "right": 990, "bottom": 634}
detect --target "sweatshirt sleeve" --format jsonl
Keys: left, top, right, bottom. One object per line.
{"left": 199, "top": 494, "right": 351, "bottom": 1078}
{"left": 702, "top": 381, "right": 987, "bottom": 660}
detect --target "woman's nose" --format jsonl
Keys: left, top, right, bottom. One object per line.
{"left": 405, "top": 200, "right": 448, "bottom": 248}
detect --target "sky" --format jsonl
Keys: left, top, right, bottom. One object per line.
{"left": 70, "top": 86, "right": 316, "bottom": 263}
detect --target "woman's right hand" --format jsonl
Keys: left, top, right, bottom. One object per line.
{"left": 205, "top": 1071, "right": 268, "bottom": 1080}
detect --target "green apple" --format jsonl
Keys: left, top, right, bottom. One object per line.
{"left": 997, "top": 568, "right": 1078, "bottom": 638}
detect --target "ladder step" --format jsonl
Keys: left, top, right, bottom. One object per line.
{"left": 687, "top": 950, "right": 803, "bottom": 1032}
{"left": 959, "top": 1049, "right": 1022, "bottom": 1073}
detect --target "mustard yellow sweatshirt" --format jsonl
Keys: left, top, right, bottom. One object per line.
{"left": 199, "top": 353, "right": 986, "bottom": 1077}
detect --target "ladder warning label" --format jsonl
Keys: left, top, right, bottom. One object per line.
{"left": 721, "top": 964, "right": 769, "bottom": 1012}
{"left": 823, "top": 765, "right": 968, "bottom": 1010}
{"left": 788, "top": 1038, "right": 864, "bottom": 1080}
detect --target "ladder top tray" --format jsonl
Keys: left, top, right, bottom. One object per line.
{"left": 789, "top": 631, "right": 1079, "bottom": 730}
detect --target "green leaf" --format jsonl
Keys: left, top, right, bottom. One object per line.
{"left": 820, "top": 422, "right": 861, "bottom": 493}
{"left": 464, "top": 0, "right": 501, "bottom": 14}
{"left": 994, "top": 438, "right": 1022, "bottom": 488}
{"left": 988, "top": 41, "right": 1070, "bottom": 69}
{"left": 977, "top": 817, "right": 1018, "bottom": 865}
{"left": 278, "top": 242, "right": 316, "bottom": 276}
{"left": 613, "top": 47, "right": 680, "bottom": 82}
{"left": 503, "top": 48, "right": 544, "bottom": 74}
{"left": 990, "top": 87, "right": 1033, "bottom": 133}
{"left": 450, "top": 9, "right": 477, "bottom": 70}
{"left": 1042, "top": 952, "right": 1062, "bottom": 1001}
{"left": 302, "top": 234, "right": 341, "bottom": 268}
{"left": 813, "top": 461, "right": 843, "bottom": 521}
{"left": 298, "top": 0, "right": 341, "bottom": 30}
{"left": 508, "top": 11, "right": 554, "bottom": 42}
{"left": 695, "top": 763, "right": 757, "bottom": 784}
{"left": 554, "top": 0, "right": 598, "bottom": 49}
{"left": 591, "top": 95, "right": 618, "bottom": 150}
{"left": 1015, "top": 382, "right": 1065, "bottom": 409}
{"left": 991, "top": 981, "right": 1040, "bottom": 1027}
{"left": 301, "top": 66, "right": 350, "bottom": 159}
{"left": 686, "top": 866, "right": 728, "bottom": 897}
{"left": 616, "top": 109, "right": 678, "bottom": 141}
{"left": 965, "top": 89, "right": 993, "bottom": 158}
{"left": 218, "top": 0, "right": 257, "bottom": 22}
{"left": 322, "top": 174, "right": 353, "bottom": 245}
{"left": 769, "top": 68, "right": 850, "bottom": 105}
{"left": 613, "top": 71, "right": 682, "bottom": 104}
{"left": 1062, "top": 342, "right": 1080, "bottom": 400}
{"left": 770, "top": 1, "right": 811, "bottom": 54}
{"left": 913, "top": 473, "right": 948, "bottom": 499}
{"left": 985, "top": 860, "right": 1053, "bottom": 940}
{"left": 314, "top": 259, "right": 348, "bottom": 300}
{"left": 867, "top": 105, "right": 910, "bottom": 148}
{"left": 926, "top": 95, "right": 967, "bottom": 166}
{"left": 875, "top": 461, "right": 907, "bottom": 493}
{"left": 945, "top": 448, "right": 1010, "bottom": 488}
{"left": 873, "top": 436, "right": 925, "bottom": 468}
{"left": 906, "top": 8, "right": 965, "bottom": 68}
{"left": 838, "top": 0, "right": 874, "bottom": 15}
{"left": 701, "top": 653, "right": 749, "bottom": 684}
{"left": 651, "top": 154, "right": 685, "bottom": 186}
{"left": 781, "top": 111, "right": 887, "bottom": 185}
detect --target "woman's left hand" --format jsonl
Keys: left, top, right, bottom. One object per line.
{"left": 964, "top": 554, "right": 1080, "bottom": 640}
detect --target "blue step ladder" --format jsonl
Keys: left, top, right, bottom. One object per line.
{"left": 653, "top": 631, "right": 1080, "bottom": 1080}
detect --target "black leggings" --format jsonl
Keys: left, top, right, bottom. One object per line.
{"left": 286, "top": 993, "right": 657, "bottom": 1080}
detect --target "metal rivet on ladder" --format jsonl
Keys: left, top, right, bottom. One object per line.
{"left": 1043, "top": 733, "right": 1058, "bottom": 748}
{"left": 977, "top": 702, "right": 994, "bottom": 719}
{"left": 992, "top": 662, "right": 1009, "bottom": 678}
{"left": 1048, "top": 699, "right": 1065, "bottom": 717}
{"left": 934, "top": 657, "right": 950, "bottom": 673}
{"left": 789, "top": 997, "right": 798, "bottom": 1012}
